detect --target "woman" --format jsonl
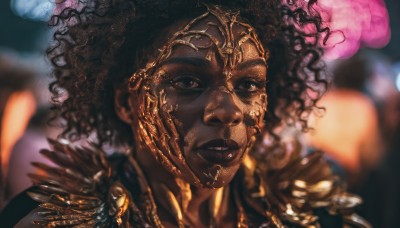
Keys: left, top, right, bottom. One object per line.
{"left": 5, "top": 0, "right": 370, "bottom": 227}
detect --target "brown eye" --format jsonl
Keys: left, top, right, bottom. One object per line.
{"left": 236, "top": 80, "right": 264, "bottom": 93}
{"left": 171, "top": 76, "right": 203, "bottom": 90}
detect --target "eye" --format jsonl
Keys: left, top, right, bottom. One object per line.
{"left": 235, "top": 79, "right": 265, "bottom": 94}
{"left": 170, "top": 75, "right": 204, "bottom": 91}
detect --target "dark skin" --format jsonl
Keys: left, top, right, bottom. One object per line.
{"left": 116, "top": 14, "right": 267, "bottom": 227}
{"left": 8, "top": 2, "right": 343, "bottom": 227}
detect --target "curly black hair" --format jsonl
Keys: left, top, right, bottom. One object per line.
{"left": 48, "top": 0, "right": 329, "bottom": 146}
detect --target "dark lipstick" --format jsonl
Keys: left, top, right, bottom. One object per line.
{"left": 197, "top": 139, "right": 241, "bottom": 165}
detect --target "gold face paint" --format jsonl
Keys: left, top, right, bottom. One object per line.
{"left": 129, "top": 4, "right": 267, "bottom": 89}
{"left": 128, "top": 5, "right": 268, "bottom": 187}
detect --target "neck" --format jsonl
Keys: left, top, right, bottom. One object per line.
{"left": 134, "top": 144, "right": 225, "bottom": 226}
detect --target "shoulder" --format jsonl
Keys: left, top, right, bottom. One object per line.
{"left": 243, "top": 148, "right": 371, "bottom": 227}
{"left": 7, "top": 139, "right": 134, "bottom": 227}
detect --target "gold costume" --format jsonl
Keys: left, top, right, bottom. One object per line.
{"left": 18, "top": 3, "right": 371, "bottom": 228}
{"left": 28, "top": 139, "right": 370, "bottom": 228}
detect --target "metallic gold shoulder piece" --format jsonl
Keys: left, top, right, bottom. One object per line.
{"left": 329, "top": 193, "right": 372, "bottom": 228}
{"left": 27, "top": 139, "right": 133, "bottom": 227}
{"left": 262, "top": 150, "right": 371, "bottom": 228}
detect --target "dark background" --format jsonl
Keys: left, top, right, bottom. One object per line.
{"left": 1, "top": 0, "right": 399, "bottom": 61}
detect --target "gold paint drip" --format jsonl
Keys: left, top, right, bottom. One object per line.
{"left": 151, "top": 182, "right": 184, "bottom": 228}
{"left": 127, "top": 4, "right": 267, "bottom": 188}
{"left": 175, "top": 178, "right": 192, "bottom": 211}
{"left": 209, "top": 187, "right": 224, "bottom": 227}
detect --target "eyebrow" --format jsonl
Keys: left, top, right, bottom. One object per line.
{"left": 236, "top": 58, "right": 266, "bottom": 71}
{"left": 161, "top": 57, "right": 211, "bottom": 68}
{"left": 160, "top": 57, "right": 266, "bottom": 70}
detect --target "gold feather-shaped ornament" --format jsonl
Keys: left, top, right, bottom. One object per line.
{"left": 27, "top": 139, "right": 134, "bottom": 227}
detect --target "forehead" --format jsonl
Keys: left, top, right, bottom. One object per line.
{"left": 160, "top": 6, "right": 266, "bottom": 68}
{"left": 128, "top": 6, "right": 267, "bottom": 91}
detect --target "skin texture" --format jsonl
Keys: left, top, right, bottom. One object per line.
{"left": 48, "top": 0, "right": 329, "bottom": 151}
{"left": 116, "top": 6, "right": 267, "bottom": 226}
{"left": 5, "top": 1, "right": 369, "bottom": 227}
{"left": 126, "top": 6, "right": 267, "bottom": 188}
{"left": 40, "top": 0, "right": 334, "bottom": 226}
{"left": 7, "top": 2, "right": 371, "bottom": 228}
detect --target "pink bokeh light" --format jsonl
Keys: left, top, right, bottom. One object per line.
{"left": 53, "top": 0, "right": 391, "bottom": 60}
{"left": 53, "top": 0, "right": 83, "bottom": 16}
{"left": 316, "top": 0, "right": 391, "bottom": 59}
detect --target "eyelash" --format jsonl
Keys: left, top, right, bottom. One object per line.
{"left": 170, "top": 75, "right": 204, "bottom": 91}
{"left": 169, "top": 75, "right": 266, "bottom": 96}
{"left": 235, "top": 79, "right": 265, "bottom": 93}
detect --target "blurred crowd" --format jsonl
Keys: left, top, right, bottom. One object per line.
{"left": 1, "top": 0, "right": 400, "bottom": 227}
{"left": 307, "top": 51, "right": 400, "bottom": 227}
{"left": 0, "top": 55, "right": 59, "bottom": 207}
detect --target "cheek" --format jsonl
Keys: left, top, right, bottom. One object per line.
{"left": 244, "top": 93, "right": 267, "bottom": 136}
{"left": 159, "top": 87, "right": 203, "bottom": 145}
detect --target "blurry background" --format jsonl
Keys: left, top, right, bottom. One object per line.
{"left": 0, "top": 0, "right": 55, "bottom": 208}
{"left": 0, "top": 0, "right": 399, "bottom": 227}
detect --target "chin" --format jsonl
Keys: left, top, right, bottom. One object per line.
{"left": 195, "top": 163, "right": 241, "bottom": 188}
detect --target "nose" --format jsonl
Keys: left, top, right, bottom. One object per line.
{"left": 203, "top": 89, "right": 243, "bottom": 126}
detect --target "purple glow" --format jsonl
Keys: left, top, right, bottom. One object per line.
{"left": 316, "top": 0, "right": 391, "bottom": 59}
{"left": 53, "top": 0, "right": 390, "bottom": 60}
{"left": 53, "top": 0, "right": 82, "bottom": 15}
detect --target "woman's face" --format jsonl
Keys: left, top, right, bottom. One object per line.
{"left": 129, "top": 6, "right": 267, "bottom": 188}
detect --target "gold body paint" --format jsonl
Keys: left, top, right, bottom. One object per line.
{"left": 128, "top": 5, "right": 268, "bottom": 187}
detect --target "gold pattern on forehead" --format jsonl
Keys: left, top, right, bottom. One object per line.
{"left": 129, "top": 5, "right": 267, "bottom": 91}
{"left": 128, "top": 5, "right": 268, "bottom": 188}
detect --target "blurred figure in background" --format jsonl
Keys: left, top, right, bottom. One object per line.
{"left": 374, "top": 91, "right": 400, "bottom": 227}
{"left": 0, "top": 55, "right": 56, "bottom": 209}
{"left": 5, "top": 106, "right": 57, "bottom": 202}
{"left": 361, "top": 91, "right": 400, "bottom": 228}
{"left": 308, "top": 54, "right": 384, "bottom": 184}
{"left": 307, "top": 50, "right": 400, "bottom": 227}
{"left": 0, "top": 56, "right": 37, "bottom": 207}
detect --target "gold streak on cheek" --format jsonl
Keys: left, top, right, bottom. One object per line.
{"left": 244, "top": 113, "right": 261, "bottom": 137}
{"left": 127, "top": 5, "right": 269, "bottom": 188}
{"left": 259, "top": 93, "right": 268, "bottom": 113}
{"left": 244, "top": 93, "right": 267, "bottom": 137}
{"left": 257, "top": 93, "right": 268, "bottom": 127}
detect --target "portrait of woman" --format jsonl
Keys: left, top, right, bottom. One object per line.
{"left": 1, "top": 0, "right": 370, "bottom": 227}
